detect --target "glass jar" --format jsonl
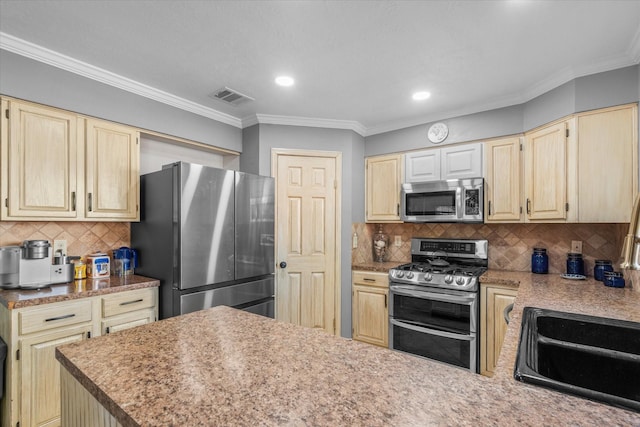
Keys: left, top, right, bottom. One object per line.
{"left": 566, "top": 253, "right": 585, "bottom": 276}
{"left": 372, "top": 225, "right": 389, "bottom": 263}
{"left": 531, "top": 248, "right": 548, "bottom": 274}
{"left": 603, "top": 271, "right": 625, "bottom": 288}
{"left": 593, "top": 260, "right": 613, "bottom": 281}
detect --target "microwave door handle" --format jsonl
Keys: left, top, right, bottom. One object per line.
{"left": 389, "top": 319, "right": 474, "bottom": 341}
{"left": 456, "top": 187, "right": 463, "bottom": 219}
{"left": 391, "top": 287, "right": 475, "bottom": 305}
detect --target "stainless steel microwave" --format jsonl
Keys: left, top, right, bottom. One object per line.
{"left": 400, "top": 178, "right": 484, "bottom": 223}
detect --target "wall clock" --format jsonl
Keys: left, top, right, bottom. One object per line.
{"left": 427, "top": 122, "right": 449, "bottom": 144}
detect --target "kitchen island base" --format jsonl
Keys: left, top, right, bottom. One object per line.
{"left": 61, "top": 368, "right": 122, "bottom": 427}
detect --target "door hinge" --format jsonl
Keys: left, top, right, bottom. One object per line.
{"left": 520, "top": 206, "right": 523, "bottom": 214}
{"left": 16, "top": 349, "right": 20, "bottom": 361}
{"left": 87, "top": 331, "right": 91, "bottom": 339}
{"left": 565, "top": 203, "right": 569, "bottom": 212}
{"left": 519, "top": 143, "right": 523, "bottom": 151}
{"left": 333, "top": 318, "right": 336, "bottom": 334}
{"left": 5, "top": 198, "right": 8, "bottom": 208}
{"left": 136, "top": 137, "right": 139, "bottom": 145}
{"left": 566, "top": 129, "right": 569, "bottom": 138}
{"left": 5, "top": 109, "right": 8, "bottom": 119}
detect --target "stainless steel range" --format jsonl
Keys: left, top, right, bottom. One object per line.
{"left": 388, "top": 238, "right": 488, "bottom": 372}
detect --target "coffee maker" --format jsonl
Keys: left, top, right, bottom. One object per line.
{"left": 0, "top": 240, "right": 74, "bottom": 290}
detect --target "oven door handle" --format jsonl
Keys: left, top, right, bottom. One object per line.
{"left": 390, "top": 287, "right": 475, "bottom": 305}
{"left": 390, "top": 318, "right": 474, "bottom": 341}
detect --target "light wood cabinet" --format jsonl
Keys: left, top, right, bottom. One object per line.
{"left": 352, "top": 271, "right": 388, "bottom": 347}
{"left": 0, "top": 287, "right": 158, "bottom": 427}
{"left": 1, "top": 97, "right": 140, "bottom": 221}
{"left": 85, "top": 119, "right": 140, "bottom": 220}
{"left": 484, "top": 136, "right": 523, "bottom": 222}
{"left": 404, "top": 142, "right": 482, "bottom": 183}
{"left": 365, "top": 154, "right": 403, "bottom": 222}
{"left": 524, "top": 120, "right": 572, "bottom": 221}
{"left": 576, "top": 104, "right": 638, "bottom": 223}
{"left": 480, "top": 283, "right": 518, "bottom": 377}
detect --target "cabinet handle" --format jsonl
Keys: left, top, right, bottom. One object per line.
{"left": 88, "top": 193, "right": 92, "bottom": 211}
{"left": 488, "top": 200, "right": 492, "bottom": 216}
{"left": 363, "top": 278, "right": 375, "bottom": 282}
{"left": 526, "top": 198, "right": 531, "bottom": 215}
{"left": 397, "top": 203, "right": 400, "bottom": 215}
{"left": 120, "top": 298, "right": 144, "bottom": 306}
{"left": 45, "top": 313, "right": 75, "bottom": 322}
{"left": 71, "top": 191, "right": 76, "bottom": 211}
{"left": 384, "top": 294, "right": 388, "bottom": 308}
{"left": 106, "top": 326, "right": 111, "bottom": 334}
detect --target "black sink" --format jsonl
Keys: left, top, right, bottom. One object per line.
{"left": 514, "top": 307, "right": 640, "bottom": 412}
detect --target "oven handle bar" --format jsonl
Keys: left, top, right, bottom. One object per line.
{"left": 390, "top": 286, "right": 476, "bottom": 305}
{"left": 389, "top": 318, "right": 474, "bottom": 341}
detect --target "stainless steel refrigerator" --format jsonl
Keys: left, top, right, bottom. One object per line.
{"left": 131, "top": 162, "right": 275, "bottom": 319}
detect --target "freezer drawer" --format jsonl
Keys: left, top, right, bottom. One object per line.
{"left": 180, "top": 277, "right": 274, "bottom": 315}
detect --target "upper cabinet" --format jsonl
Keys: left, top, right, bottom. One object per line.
{"left": 405, "top": 142, "right": 482, "bottom": 183}
{"left": 484, "top": 136, "right": 522, "bottom": 222}
{"left": 366, "top": 153, "right": 403, "bottom": 222}
{"left": 85, "top": 119, "right": 139, "bottom": 220}
{"left": 576, "top": 104, "right": 638, "bottom": 223}
{"left": 1, "top": 98, "right": 140, "bottom": 221}
{"left": 524, "top": 120, "right": 574, "bottom": 222}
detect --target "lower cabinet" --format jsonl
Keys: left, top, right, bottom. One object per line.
{"left": 480, "top": 283, "right": 518, "bottom": 377}
{"left": 0, "top": 286, "right": 158, "bottom": 427}
{"left": 352, "top": 271, "right": 389, "bottom": 348}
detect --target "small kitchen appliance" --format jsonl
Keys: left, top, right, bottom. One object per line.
{"left": 19, "top": 240, "right": 53, "bottom": 288}
{"left": 400, "top": 178, "right": 484, "bottom": 223}
{"left": 388, "top": 238, "right": 488, "bottom": 372}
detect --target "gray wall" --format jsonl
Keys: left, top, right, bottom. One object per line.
{"left": 365, "top": 64, "right": 640, "bottom": 159}
{"left": 251, "top": 124, "right": 365, "bottom": 337}
{"left": 0, "top": 50, "right": 242, "bottom": 152}
{"left": 240, "top": 124, "right": 260, "bottom": 174}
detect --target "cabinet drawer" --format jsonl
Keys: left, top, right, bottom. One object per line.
{"left": 352, "top": 271, "right": 389, "bottom": 288}
{"left": 19, "top": 300, "right": 93, "bottom": 335}
{"left": 102, "top": 288, "right": 156, "bottom": 317}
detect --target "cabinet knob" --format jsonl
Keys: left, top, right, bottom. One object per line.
{"left": 279, "top": 261, "right": 287, "bottom": 269}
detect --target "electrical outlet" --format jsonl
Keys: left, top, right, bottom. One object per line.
{"left": 394, "top": 235, "right": 402, "bottom": 247}
{"left": 571, "top": 240, "right": 582, "bottom": 254}
{"left": 53, "top": 239, "right": 67, "bottom": 256}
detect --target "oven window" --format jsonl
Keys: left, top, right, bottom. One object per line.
{"left": 405, "top": 191, "right": 456, "bottom": 216}
{"left": 392, "top": 293, "right": 471, "bottom": 334}
{"left": 392, "top": 323, "right": 472, "bottom": 370}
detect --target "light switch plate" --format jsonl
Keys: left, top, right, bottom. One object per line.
{"left": 53, "top": 239, "right": 67, "bottom": 256}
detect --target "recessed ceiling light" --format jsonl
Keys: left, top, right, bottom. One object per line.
{"left": 275, "top": 76, "right": 295, "bottom": 87}
{"left": 412, "top": 91, "right": 431, "bottom": 101}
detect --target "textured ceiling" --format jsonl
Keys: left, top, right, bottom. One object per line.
{"left": 1, "top": 0, "right": 639, "bottom": 135}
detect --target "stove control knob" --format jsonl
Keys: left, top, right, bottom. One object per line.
{"left": 424, "top": 273, "right": 433, "bottom": 282}
{"left": 396, "top": 271, "right": 405, "bottom": 278}
{"left": 444, "top": 274, "right": 454, "bottom": 284}
{"left": 455, "top": 276, "right": 466, "bottom": 286}
{"left": 406, "top": 272, "right": 414, "bottom": 279}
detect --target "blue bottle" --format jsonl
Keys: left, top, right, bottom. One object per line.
{"left": 566, "top": 253, "right": 585, "bottom": 276}
{"left": 531, "top": 248, "right": 548, "bottom": 274}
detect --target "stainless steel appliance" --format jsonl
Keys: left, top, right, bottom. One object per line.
{"left": 131, "top": 162, "right": 275, "bottom": 319}
{"left": 388, "top": 238, "right": 488, "bottom": 372}
{"left": 400, "top": 178, "right": 484, "bottom": 223}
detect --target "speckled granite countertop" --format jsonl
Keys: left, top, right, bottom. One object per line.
{"left": 0, "top": 275, "right": 160, "bottom": 309}
{"left": 352, "top": 261, "right": 400, "bottom": 272}
{"left": 56, "top": 270, "right": 640, "bottom": 426}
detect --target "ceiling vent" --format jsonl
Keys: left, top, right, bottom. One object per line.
{"left": 209, "top": 87, "right": 254, "bottom": 106}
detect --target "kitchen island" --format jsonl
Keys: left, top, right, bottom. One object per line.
{"left": 56, "top": 271, "right": 640, "bottom": 427}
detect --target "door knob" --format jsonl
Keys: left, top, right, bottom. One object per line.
{"left": 279, "top": 261, "right": 287, "bottom": 268}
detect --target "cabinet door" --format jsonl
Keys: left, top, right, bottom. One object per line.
{"left": 524, "top": 122, "right": 567, "bottom": 221}
{"left": 85, "top": 119, "right": 139, "bottom": 220}
{"left": 440, "top": 142, "right": 482, "bottom": 180}
{"left": 577, "top": 105, "right": 638, "bottom": 222}
{"left": 366, "top": 154, "right": 402, "bottom": 222}
{"left": 484, "top": 137, "right": 522, "bottom": 222}
{"left": 4, "top": 100, "right": 79, "bottom": 219}
{"left": 404, "top": 149, "right": 440, "bottom": 182}
{"left": 480, "top": 285, "right": 517, "bottom": 377}
{"left": 352, "top": 284, "right": 388, "bottom": 347}
{"left": 20, "top": 325, "right": 91, "bottom": 427}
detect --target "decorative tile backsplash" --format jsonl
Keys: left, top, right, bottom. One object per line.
{"left": 0, "top": 221, "right": 130, "bottom": 258}
{"left": 353, "top": 222, "right": 628, "bottom": 275}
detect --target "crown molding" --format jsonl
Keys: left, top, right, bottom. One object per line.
{"left": 0, "top": 32, "right": 243, "bottom": 128}
{"left": 247, "top": 114, "right": 366, "bottom": 136}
